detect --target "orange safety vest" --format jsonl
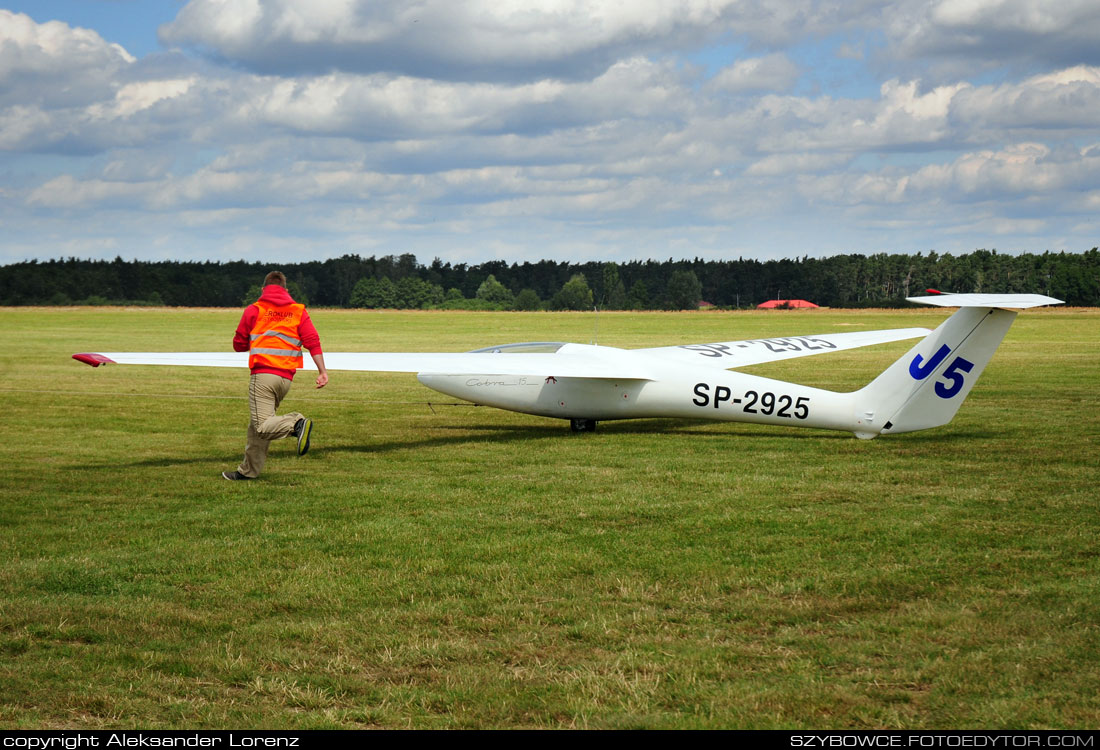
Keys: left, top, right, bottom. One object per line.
{"left": 248, "top": 300, "right": 306, "bottom": 371}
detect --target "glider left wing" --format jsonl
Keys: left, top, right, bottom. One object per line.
{"left": 73, "top": 350, "right": 657, "bottom": 381}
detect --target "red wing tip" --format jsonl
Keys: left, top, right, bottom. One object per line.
{"left": 73, "top": 353, "right": 116, "bottom": 367}
{"left": 926, "top": 288, "right": 944, "bottom": 295}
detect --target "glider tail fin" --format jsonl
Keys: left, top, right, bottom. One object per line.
{"left": 851, "top": 293, "right": 1061, "bottom": 438}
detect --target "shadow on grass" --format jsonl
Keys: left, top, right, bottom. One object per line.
{"left": 440, "top": 419, "right": 996, "bottom": 442}
{"left": 65, "top": 417, "right": 993, "bottom": 472}
{"left": 70, "top": 421, "right": 562, "bottom": 469}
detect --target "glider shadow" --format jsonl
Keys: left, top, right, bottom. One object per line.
{"left": 66, "top": 418, "right": 994, "bottom": 472}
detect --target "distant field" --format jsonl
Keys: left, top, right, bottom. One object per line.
{"left": 2, "top": 306, "right": 1098, "bottom": 729}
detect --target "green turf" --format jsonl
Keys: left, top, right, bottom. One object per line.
{"left": 1, "top": 306, "right": 1097, "bottom": 729}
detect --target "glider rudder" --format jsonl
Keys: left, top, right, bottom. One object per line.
{"left": 851, "top": 293, "right": 1062, "bottom": 438}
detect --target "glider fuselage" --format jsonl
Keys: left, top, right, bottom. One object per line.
{"left": 418, "top": 344, "right": 866, "bottom": 432}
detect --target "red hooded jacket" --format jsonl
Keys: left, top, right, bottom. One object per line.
{"left": 233, "top": 285, "right": 322, "bottom": 380}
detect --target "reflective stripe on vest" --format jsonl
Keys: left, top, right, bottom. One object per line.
{"left": 250, "top": 331, "right": 302, "bottom": 347}
{"left": 248, "top": 301, "right": 306, "bottom": 371}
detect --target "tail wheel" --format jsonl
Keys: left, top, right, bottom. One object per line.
{"left": 570, "top": 419, "right": 597, "bottom": 432}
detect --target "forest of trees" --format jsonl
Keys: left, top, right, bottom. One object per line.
{"left": 2, "top": 249, "right": 1097, "bottom": 309}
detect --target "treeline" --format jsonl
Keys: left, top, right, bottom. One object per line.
{"left": 2, "top": 249, "right": 1097, "bottom": 308}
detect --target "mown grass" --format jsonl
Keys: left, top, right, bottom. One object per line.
{"left": 1, "top": 306, "right": 1097, "bottom": 729}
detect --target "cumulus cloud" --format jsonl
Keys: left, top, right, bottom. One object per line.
{"left": 0, "top": 12, "right": 212, "bottom": 154}
{"left": 27, "top": 174, "right": 147, "bottom": 209}
{"left": 886, "top": 0, "right": 1100, "bottom": 69}
{"left": 4, "top": 4, "right": 1100, "bottom": 264}
{"left": 0, "top": 10, "right": 134, "bottom": 109}
{"left": 745, "top": 152, "right": 852, "bottom": 177}
{"left": 158, "top": 0, "right": 1100, "bottom": 84}
{"left": 951, "top": 66, "right": 1100, "bottom": 131}
{"left": 908, "top": 142, "right": 1099, "bottom": 198}
{"left": 798, "top": 142, "right": 1100, "bottom": 210}
{"left": 159, "top": 0, "right": 743, "bottom": 80}
{"left": 741, "top": 77, "right": 968, "bottom": 157}
{"left": 91, "top": 78, "right": 198, "bottom": 120}
{"left": 708, "top": 54, "right": 800, "bottom": 94}
{"left": 234, "top": 56, "right": 687, "bottom": 141}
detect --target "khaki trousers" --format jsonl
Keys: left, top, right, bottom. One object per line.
{"left": 237, "top": 373, "right": 304, "bottom": 478}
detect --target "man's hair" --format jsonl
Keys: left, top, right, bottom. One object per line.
{"left": 263, "top": 271, "right": 287, "bottom": 287}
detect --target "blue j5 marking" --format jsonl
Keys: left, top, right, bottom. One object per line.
{"left": 909, "top": 345, "right": 975, "bottom": 399}
{"left": 909, "top": 344, "right": 951, "bottom": 380}
{"left": 934, "top": 356, "right": 974, "bottom": 398}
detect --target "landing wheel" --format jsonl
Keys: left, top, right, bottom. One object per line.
{"left": 570, "top": 419, "right": 597, "bottom": 432}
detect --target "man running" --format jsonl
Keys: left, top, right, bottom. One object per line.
{"left": 222, "top": 271, "right": 328, "bottom": 480}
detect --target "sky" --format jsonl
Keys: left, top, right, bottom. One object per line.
{"left": 2, "top": 1, "right": 1099, "bottom": 267}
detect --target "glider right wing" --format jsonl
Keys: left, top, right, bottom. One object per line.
{"left": 632, "top": 327, "right": 932, "bottom": 370}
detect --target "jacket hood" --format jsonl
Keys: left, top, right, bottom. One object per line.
{"left": 257, "top": 285, "right": 296, "bottom": 306}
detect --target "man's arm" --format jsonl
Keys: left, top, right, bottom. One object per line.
{"left": 300, "top": 311, "right": 327, "bottom": 387}
{"left": 233, "top": 306, "right": 257, "bottom": 352}
{"left": 311, "top": 352, "right": 329, "bottom": 389}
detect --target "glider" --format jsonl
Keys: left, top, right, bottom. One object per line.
{"left": 73, "top": 293, "right": 1062, "bottom": 439}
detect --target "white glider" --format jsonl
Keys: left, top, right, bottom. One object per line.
{"left": 73, "top": 293, "right": 1062, "bottom": 438}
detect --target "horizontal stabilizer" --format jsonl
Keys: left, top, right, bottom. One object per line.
{"left": 907, "top": 293, "right": 1063, "bottom": 309}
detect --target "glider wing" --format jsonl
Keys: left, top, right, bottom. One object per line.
{"left": 632, "top": 327, "right": 932, "bottom": 370}
{"left": 73, "top": 350, "right": 657, "bottom": 381}
{"left": 74, "top": 352, "right": 246, "bottom": 368}
{"left": 322, "top": 351, "right": 655, "bottom": 380}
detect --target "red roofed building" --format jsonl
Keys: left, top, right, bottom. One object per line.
{"left": 757, "top": 299, "right": 819, "bottom": 309}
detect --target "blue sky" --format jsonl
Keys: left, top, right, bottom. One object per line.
{"left": 2, "top": 1, "right": 1099, "bottom": 266}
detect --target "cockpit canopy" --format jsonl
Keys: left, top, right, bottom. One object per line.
{"left": 466, "top": 342, "right": 567, "bottom": 354}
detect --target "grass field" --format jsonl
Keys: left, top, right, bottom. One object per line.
{"left": 2, "top": 306, "right": 1098, "bottom": 729}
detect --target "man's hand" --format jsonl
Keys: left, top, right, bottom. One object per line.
{"left": 315, "top": 372, "right": 329, "bottom": 389}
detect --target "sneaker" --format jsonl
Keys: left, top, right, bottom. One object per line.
{"left": 295, "top": 418, "right": 313, "bottom": 456}
{"left": 222, "top": 470, "right": 253, "bottom": 480}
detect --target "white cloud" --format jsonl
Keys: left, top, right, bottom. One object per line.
{"left": 951, "top": 65, "right": 1100, "bottom": 131}
{"left": 708, "top": 54, "right": 800, "bottom": 94}
{"left": 228, "top": 56, "right": 687, "bottom": 141}
{"left": 157, "top": 0, "right": 1100, "bottom": 85}
{"left": 152, "top": 0, "right": 1100, "bottom": 86}
{"left": 0, "top": 105, "right": 52, "bottom": 150}
{"left": 0, "top": 10, "right": 134, "bottom": 108}
{"left": 907, "top": 142, "right": 1098, "bottom": 197}
{"left": 796, "top": 142, "right": 1100, "bottom": 210}
{"left": 4, "top": 5, "right": 1100, "bottom": 265}
{"left": 743, "top": 77, "right": 966, "bottom": 156}
{"left": 0, "top": 13, "right": 208, "bottom": 154}
{"left": 82, "top": 78, "right": 197, "bottom": 122}
{"left": 27, "top": 174, "right": 147, "bottom": 209}
{"left": 745, "top": 153, "right": 851, "bottom": 177}
{"left": 887, "top": 0, "right": 1100, "bottom": 69}
{"left": 160, "top": 0, "right": 746, "bottom": 79}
